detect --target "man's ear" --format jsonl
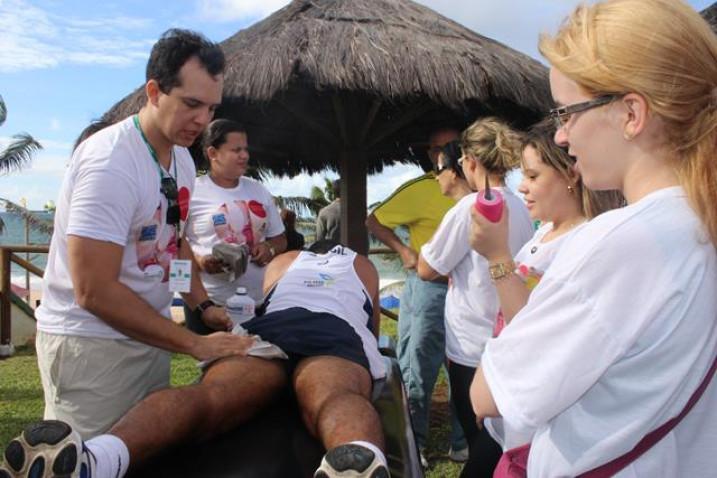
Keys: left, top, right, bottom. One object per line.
{"left": 145, "top": 79, "right": 161, "bottom": 107}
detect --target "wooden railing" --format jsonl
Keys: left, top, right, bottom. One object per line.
{"left": 0, "top": 245, "right": 49, "bottom": 347}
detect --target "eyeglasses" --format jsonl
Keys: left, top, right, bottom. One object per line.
{"left": 435, "top": 163, "right": 449, "bottom": 175}
{"left": 160, "top": 176, "right": 180, "bottom": 226}
{"left": 549, "top": 95, "right": 618, "bottom": 129}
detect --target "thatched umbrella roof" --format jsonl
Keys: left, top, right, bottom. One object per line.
{"left": 703, "top": 2, "right": 717, "bottom": 30}
{"left": 102, "top": 0, "right": 550, "bottom": 176}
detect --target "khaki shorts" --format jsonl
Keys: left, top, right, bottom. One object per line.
{"left": 36, "top": 330, "right": 170, "bottom": 439}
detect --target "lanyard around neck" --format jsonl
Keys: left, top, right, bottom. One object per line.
{"left": 132, "top": 115, "right": 177, "bottom": 182}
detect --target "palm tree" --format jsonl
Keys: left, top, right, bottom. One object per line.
{"left": 274, "top": 176, "right": 335, "bottom": 218}
{"left": 0, "top": 94, "right": 44, "bottom": 234}
{"left": 0, "top": 94, "right": 42, "bottom": 174}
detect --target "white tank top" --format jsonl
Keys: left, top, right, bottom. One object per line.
{"left": 264, "top": 246, "right": 385, "bottom": 378}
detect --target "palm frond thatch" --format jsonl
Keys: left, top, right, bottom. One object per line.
{"left": 0, "top": 133, "right": 42, "bottom": 174}
{"left": 100, "top": 0, "right": 551, "bottom": 177}
{"left": 0, "top": 197, "right": 54, "bottom": 236}
{"left": 0, "top": 94, "right": 6, "bottom": 127}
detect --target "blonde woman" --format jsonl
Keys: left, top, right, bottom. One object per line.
{"left": 470, "top": 1, "right": 717, "bottom": 476}
{"left": 417, "top": 117, "right": 534, "bottom": 477}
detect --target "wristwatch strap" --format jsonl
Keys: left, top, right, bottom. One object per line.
{"left": 196, "top": 299, "right": 216, "bottom": 314}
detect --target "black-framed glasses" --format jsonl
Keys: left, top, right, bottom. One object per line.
{"left": 435, "top": 163, "right": 449, "bottom": 175}
{"left": 160, "top": 176, "right": 180, "bottom": 226}
{"left": 549, "top": 95, "right": 618, "bottom": 129}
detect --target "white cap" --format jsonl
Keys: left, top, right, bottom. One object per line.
{"left": 235, "top": 286, "right": 248, "bottom": 295}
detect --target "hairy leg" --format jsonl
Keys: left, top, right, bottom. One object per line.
{"left": 293, "top": 355, "right": 384, "bottom": 450}
{"left": 109, "top": 356, "right": 287, "bottom": 467}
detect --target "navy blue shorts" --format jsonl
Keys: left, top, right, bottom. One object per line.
{"left": 243, "top": 307, "right": 371, "bottom": 375}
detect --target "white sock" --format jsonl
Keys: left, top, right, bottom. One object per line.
{"left": 85, "top": 434, "right": 130, "bottom": 478}
{"left": 348, "top": 440, "right": 387, "bottom": 468}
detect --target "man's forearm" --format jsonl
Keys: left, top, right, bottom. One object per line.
{"left": 366, "top": 215, "right": 410, "bottom": 254}
{"left": 80, "top": 280, "right": 198, "bottom": 356}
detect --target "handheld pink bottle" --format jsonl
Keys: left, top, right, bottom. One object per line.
{"left": 474, "top": 175, "right": 504, "bottom": 223}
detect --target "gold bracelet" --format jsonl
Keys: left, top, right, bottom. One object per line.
{"left": 488, "top": 260, "right": 515, "bottom": 282}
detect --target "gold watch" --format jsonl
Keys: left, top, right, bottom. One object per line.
{"left": 489, "top": 260, "right": 515, "bottom": 282}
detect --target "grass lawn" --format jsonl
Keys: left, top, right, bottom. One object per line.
{"left": 1, "top": 317, "right": 462, "bottom": 477}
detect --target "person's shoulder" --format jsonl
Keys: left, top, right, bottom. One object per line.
{"left": 240, "top": 176, "right": 273, "bottom": 196}
{"left": 386, "top": 172, "right": 436, "bottom": 196}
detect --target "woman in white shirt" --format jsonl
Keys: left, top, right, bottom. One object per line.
{"left": 185, "top": 119, "right": 286, "bottom": 334}
{"left": 417, "top": 117, "right": 534, "bottom": 477}
{"left": 470, "top": 1, "right": 717, "bottom": 476}
{"left": 478, "top": 119, "right": 623, "bottom": 451}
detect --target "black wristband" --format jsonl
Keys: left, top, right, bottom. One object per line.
{"left": 196, "top": 299, "right": 216, "bottom": 314}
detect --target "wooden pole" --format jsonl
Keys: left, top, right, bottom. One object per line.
{"left": 339, "top": 150, "right": 368, "bottom": 255}
{"left": 1, "top": 247, "right": 11, "bottom": 346}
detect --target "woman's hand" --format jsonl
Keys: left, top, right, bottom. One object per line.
{"left": 469, "top": 204, "right": 512, "bottom": 262}
{"left": 251, "top": 242, "right": 275, "bottom": 266}
{"left": 198, "top": 255, "right": 226, "bottom": 274}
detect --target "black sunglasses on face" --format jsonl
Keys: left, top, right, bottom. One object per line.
{"left": 548, "top": 95, "right": 618, "bottom": 129}
{"left": 435, "top": 163, "right": 450, "bottom": 175}
{"left": 160, "top": 176, "right": 180, "bottom": 226}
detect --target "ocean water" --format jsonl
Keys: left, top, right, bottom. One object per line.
{"left": 0, "top": 213, "right": 407, "bottom": 293}
{"left": 0, "top": 211, "right": 53, "bottom": 291}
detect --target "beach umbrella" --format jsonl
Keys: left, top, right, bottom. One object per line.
{"left": 102, "top": 0, "right": 551, "bottom": 253}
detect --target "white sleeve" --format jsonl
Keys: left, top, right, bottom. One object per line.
{"left": 262, "top": 188, "right": 285, "bottom": 238}
{"left": 420, "top": 200, "right": 470, "bottom": 276}
{"left": 481, "top": 229, "right": 669, "bottom": 430}
{"left": 66, "top": 164, "right": 140, "bottom": 246}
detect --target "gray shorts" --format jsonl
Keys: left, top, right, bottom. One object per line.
{"left": 36, "top": 330, "right": 170, "bottom": 439}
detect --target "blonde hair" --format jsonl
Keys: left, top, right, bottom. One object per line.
{"left": 460, "top": 117, "right": 522, "bottom": 178}
{"left": 521, "top": 119, "right": 624, "bottom": 219}
{"left": 539, "top": 0, "right": 717, "bottom": 243}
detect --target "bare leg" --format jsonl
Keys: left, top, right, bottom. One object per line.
{"left": 293, "top": 355, "right": 384, "bottom": 450}
{"left": 110, "top": 356, "right": 287, "bottom": 467}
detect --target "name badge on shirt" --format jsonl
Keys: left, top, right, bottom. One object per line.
{"left": 169, "top": 259, "right": 192, "bottom": 293}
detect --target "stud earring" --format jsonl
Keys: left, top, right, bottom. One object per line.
{"left": 567, "top": 185, "right": 575, "bottom": 194}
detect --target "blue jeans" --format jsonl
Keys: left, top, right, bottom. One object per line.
{"left": 397, "top": 272, "right": 466, "bottom": 450}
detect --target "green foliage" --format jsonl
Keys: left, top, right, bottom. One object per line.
{"left": 0, "top": 95, "right": 42, "bottom": 175}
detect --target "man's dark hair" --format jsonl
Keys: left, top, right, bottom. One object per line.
{"left": 146, "top": 28, "right": 225, "bottom": 94}
{"left": 308, "top": 239, "right": 341, "bottom": 254}
{"left": 331, "top": 179, "right": 341, "bottom": 199}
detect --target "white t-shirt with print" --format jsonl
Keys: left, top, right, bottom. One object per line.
{"left": 420, "top": 189, "right": 533, "bottom": 367}
{"left": 482, "top": 187, "right": 717, "bottom": 477}
{"left": 186, "top": 175, "right": 284, "bottom": 304}
{"left": 36, "top": 116, "right": 196, "bottom": 339}
{"left": 486, "top": 221, "right": 579, "bottom": 449}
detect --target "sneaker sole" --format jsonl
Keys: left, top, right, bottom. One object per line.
{"left": 314, "top": 444, "right": 389, "bottom": 478}
{"left": 1, "top": 420, "right": 80, "bottom": 478}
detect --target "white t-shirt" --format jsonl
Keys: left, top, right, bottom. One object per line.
{"left": 186, "top": 175, "right": 284, "bottom": 304}
{"left": 265, "top": 246, "right": 386, "bottom": 379}
{"left": 36, "top": 116, "right": 196, "bottom": 339}
{"left": 482, "top": 187, "right": 717, "bottom": 477}
{"left": 486, "top": 222, "right": 579, "bottom": 449}
{"left": 420, "top": 189, "right": 533, "bottom": 366}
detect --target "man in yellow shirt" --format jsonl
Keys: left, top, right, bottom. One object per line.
{"left": 366, "top": 128, "right": 467, "bottom": 465}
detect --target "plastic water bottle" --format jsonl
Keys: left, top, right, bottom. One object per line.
{"left": 475, "top": 175, "right": 504, "bottom": 223}
{"left": 226, "top": 287, "right": 255, "bottom": 326}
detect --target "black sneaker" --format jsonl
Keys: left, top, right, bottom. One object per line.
{"left": 0, "top": 420, "right": 94, "bottom": 478}
{"left": 314, "top": 444, "right": 389, "bottom": 478}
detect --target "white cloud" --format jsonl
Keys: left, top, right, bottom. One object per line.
{"left": 196, "top": 0, "right": 290, "bottom": 22}
{"left": 0, "top": 0, "right": 154, "bottom": 73}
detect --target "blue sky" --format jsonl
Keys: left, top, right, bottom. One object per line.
{"left": 0, "top": 0, "right": 712, "bottom": 210}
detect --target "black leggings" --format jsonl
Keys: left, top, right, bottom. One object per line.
{"left": 448, "top": 361, "right": 502, "bottom": 478}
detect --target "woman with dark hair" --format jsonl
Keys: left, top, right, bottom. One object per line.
{"left": 185, "top": 119, "right": 286, "bottom": 334}
{"left": 435, "top": 140, "right": 473, "bottom": 201}
{"left": 280, "top": 208, "right": 305, "bottom": 251}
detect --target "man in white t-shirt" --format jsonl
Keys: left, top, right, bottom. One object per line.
{"left": 3, "top": 241, "right": 390, "bottom": 478}
{"left": 32, "top": 29, "right": 253, "bottom": 439}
